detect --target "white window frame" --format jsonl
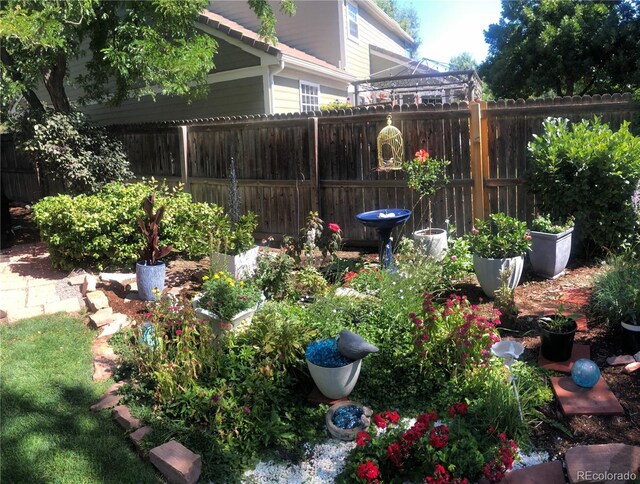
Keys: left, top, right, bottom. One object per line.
{"left": 347, "top": 1, "right": 359, "bottom": 41}
{"left": 300, "top": 81, "right": 320, "bottom": 112}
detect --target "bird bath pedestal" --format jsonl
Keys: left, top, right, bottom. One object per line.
{"left": 356, "top": 209, "right": 411, "bottom": 268}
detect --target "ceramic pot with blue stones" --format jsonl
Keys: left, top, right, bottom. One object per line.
{"left": 325, "top": 401, "right": 372, "bottom": 441}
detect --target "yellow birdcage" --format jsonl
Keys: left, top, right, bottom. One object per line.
{"left": 377, "top": 114, "right": 404, "bottom": 171}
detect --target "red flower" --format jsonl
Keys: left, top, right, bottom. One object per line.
{"left": 343, "top": 271, "right": 357, "bottom": 286}
{"left": 426, "top": 463, "right": 450, "bottom": 484}
{"left": 372, "top": 413, "right": 388, "bottom": 429}
{"left": 382, "top": 410, "right": 400, "bottom": 424}
{"left": 356, "top": 460, "right": 380, "bottom": 481}
{"left": 429, "top": 425, "right": 449, "bottom": 449}
{"left": 414, "top": 149, "right": 429, "bottom": 162}
{"left": 448, "top": 402, "right": 468, "bottom": 417}
{"left": 387, "top": 442, "right": 405, "bottom": 468}
{"left": 356, "top": 431, "right": 372, "bottom": 446}
{"left": 328, "top": 223, "right": 341, "bottom": 233}
{"left": 175, "top": 329, "right": 182, "bottom": 336}
{"left": 244, "top": 407, "right": 251, "bottom": 413}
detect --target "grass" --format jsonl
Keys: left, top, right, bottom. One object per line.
{"left": 0, "top": 313, "right": 161, "bottom": 483}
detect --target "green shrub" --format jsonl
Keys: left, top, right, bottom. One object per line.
{"left": 530, "top": 214, "right": 574, "bottom": 234}
{"left": 527, "top": 117, "right": 640, "bottom": 254}
{"left": 255, "top": 251, "right": 296, "bottom": 300}
{"left": 11, "top": 109, "right": 132, "bottom": 194}
{"left": 33, "top": 182, "right": 228, "bottom": 270}
{"left": 465, "top": 212, "right": 531, "bottom": 258}
{"left": 591, "top": 251, "right": 640, "bottom": 328}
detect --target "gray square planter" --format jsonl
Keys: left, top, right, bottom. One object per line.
{"left": 529, "top": 227, "right": 573, "bottom": 279}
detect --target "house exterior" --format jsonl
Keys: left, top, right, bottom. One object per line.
{"left": 78, "top": 0, "right": 418, "bottom": 124}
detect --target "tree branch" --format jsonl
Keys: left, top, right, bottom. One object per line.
{"left": 0, "top": 45, "right": 45, "bottom": 112}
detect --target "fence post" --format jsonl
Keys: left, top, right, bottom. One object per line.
{"left": 469, "top": 102, "right": 485, "bottom": 221}
{"left": 480, "top": 101, "right": 490, "bottom": 219}
{"left": 308, "top": 117, "right": 319, "bottom": 213}
{"left": 178, "top": 125, "right": 190, "bottom": 193}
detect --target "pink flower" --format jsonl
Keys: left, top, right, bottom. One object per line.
{"left": 471, "top": 227, "right": 479, "bottom": 235}
{"left": 244, "top": 407, "right": 251, "bottom": 413}
{"left": 524, "top": 233, "right": 532, "bottom": 241}
{"left": 175, "top": 329, "right": 182, "bottom": 336}
{"left": 450, "top": 255, "right": 458, "bottom": 261}
{"left": 328, "top": 223, "right": 341, "bottom": 233}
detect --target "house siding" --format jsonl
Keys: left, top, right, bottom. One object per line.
{"left": 273, "top": 72, "right": 348, "bottom": 114}
{"left": 208, "top": 0, "right": 342, "bottom": 67}
{"left": 82, "top": 77, "right": 265, "bottom": 125}
{"left": 344, "top": 2, "right": 411, "bottom": 79}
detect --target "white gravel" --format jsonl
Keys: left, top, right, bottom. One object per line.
{"left": 511, "top": 449, "right": 551, "bottom": 470}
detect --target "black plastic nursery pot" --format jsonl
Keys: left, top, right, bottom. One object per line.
{"left": 621, "top": 322, "right": 640, "bottom": 354}
{"left": 539, "top": 319, "right": 577, "bottom": 362}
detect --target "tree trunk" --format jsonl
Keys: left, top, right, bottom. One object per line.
{"left": 42, "top": 51, "right": 71, "bottom": 113}
{"left": 0, "top": 46, "right": 45, "bottom": 112}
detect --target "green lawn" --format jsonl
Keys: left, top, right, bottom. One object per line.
{"left": 0, "top": 313, "right": 161, "bottom": 483}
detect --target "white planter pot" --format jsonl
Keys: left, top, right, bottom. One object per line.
{"left": 529, "top": 227, "right": 573, "bottom": 279}
{"left": 413, "top": 228, "right": 448, "bottom": 260}
{"left": 472, "top": 254, "right": 524, "bottom": 299}
{"left": 210, "top": 246, "right": 259, "bottom": 279}
{"left": 192, "top": 293, "right": 264, "bottom": 335}
{"left": 306, "top": 358, "right": 362, "bottom": 400}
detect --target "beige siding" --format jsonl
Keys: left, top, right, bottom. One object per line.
{"left": 211, "top": 37, "right": 261, "bottom": 72}
{"left": 209, "top": 0, "right": 342, "bottom": 67}
{"left": 273, "top": 73, "right": 348, "bottom": 114}
{"left": 344, "top": 2, "right": 411, "bottom": 79}
{"left": 82, "top": 77, "right": 265, "bottom": 125}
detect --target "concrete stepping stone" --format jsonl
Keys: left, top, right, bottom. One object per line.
{"left": 91, "top": 382, "right": 125, "bottom": 412}
{"left": 539, "top": 344, "right": 590, "bottom": 373}
{"left": 113, "top": 405, "right": 142, "bottom": 430}
{"left": 551, "top": 376, "right": 624, "bottom": 416}
{"left": 607, "top": 355, "right": 635, "bottom": 366}
{"left": 98, "top": 314, "right": 129, "bottom": 338}
{"left": 86, "top": 290, "right": 109, "bottom": 311}
{"left": 129, "top": 425, "right": 153, "bottom": 451}
{"left": 566, "top": 443, "right": 640, "bottom": 484}
{"left": 89, "top": 307, "right": 114, "bottom": 328}
{"left": 501, "top": 460, "right": 565, "bottom": 484}
{"left": 81, "top": 275, "right": 97, "bottom": 295}
{"left": 44, "top": 297, "right": 83, "bottom": 315}
{"left": 149, "top": 440, "right": 201, "bottom": 484}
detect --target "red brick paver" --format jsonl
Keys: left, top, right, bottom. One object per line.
{"left": 551, "top": 376, "right": 625, "bottom": 416}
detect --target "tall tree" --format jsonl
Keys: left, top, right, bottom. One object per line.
{"left": 449, "top": 52, "right": 478, "bottom": 71}
{"left": 374, "top": 0, "right": 421, "bottom": 56}
{"left": 479, "top": 0, "right": 640, "bottom": 99}
{"left": 0, "top": 0, "right": 295, "bottom": 115}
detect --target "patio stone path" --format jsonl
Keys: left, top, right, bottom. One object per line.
{"left": 0, "top": 242, "right": 85, "bottom": 322}
{"left": 500, "top": 460, "right": 565, "bottom": 484}
{"left": 551, "top": 376, "right": 625, "bottom": 416}
{"left": 565, "top": 443, "right": 640, "bottom": 484}
{"left": 149, "top": 440, "right": 202, "bottom": 484}
{"left": 538, "top": 344, "right": 590, "bottom": 373}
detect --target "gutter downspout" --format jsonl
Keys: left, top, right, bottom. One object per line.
{"left": 264, "top": 58, "right": 285, "bottom": 114}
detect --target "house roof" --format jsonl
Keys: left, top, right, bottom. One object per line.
{"left": 198, "top": 10, "right": 354, "bottom": 80}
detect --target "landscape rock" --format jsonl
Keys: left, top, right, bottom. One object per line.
{"left": 81, "top": 275, "right": 97, "bottom": 295}
{"left": 624, "top": 362, "right": 640, "bottom": 374}
{"left": 86, "top": 290, "right": 109, "bottom": 311}
{"left": 68, "top": 271, "right": 89, "bottom": 286}
{"left": 149, "top": 440, "right": 202, "bottom": 484}
{"left": 112, "top": 405, "right": 141, "bottom": 430}
{"left": 606, "top": 355, "right": 635, "bottom": 366}
{"left": 129, "top": 426, "right": 153, "bottom": 451}
{"left": 90, "top": 382, "right": 125, "bottom": 412}
{"left": 98, "top": 313, "right": 129, "bottom": 338}
{"left": 89, "top": 307, "right": 114, "bottom": 328}
{"left": 635, "top": 351, "right": 640, "bottom": 362}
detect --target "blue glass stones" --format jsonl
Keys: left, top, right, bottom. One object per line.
{"left": 305, "top": 338, "right": 353, "bottom": 368}
{"left": 331, "top": 405, "right": 364, "bottom": 429}
{"left": 571, "top": 358, "right": 600, "bottom": 388}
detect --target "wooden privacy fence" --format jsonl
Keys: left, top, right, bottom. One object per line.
{"left": 2, "top": 93, "right": 638, "bottom": 245}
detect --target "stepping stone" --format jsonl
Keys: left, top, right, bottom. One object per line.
{"left": 559, "top": 288, "right": 592, "bottom": 308}
{"left": 98, "top": 313, "right": 129, "bottom": 338}
{"left": 607, "top": 355, "right": 635, "bottom": 366}
{"left": 91, "top": 382, "right": 125, "bottom": 412}
{"left": 113, "top": 405, "right": 142, "bottom": 430}
{"left": 539, "top": 344, "right": 590, "bottom": 373}
{"left": 86, "top": 290, "right": 109, "bottom": 311}
{"left": 566, "top": 443, "right": 640, "bottom": 484}
{"left": 149, "top": 440, "right": 201, "bottom": 484}
{"left": 129, "top": 426, "right": 153, "bottom": 451}
{"left": 624, "top": 362, "right": 640, "bottom": 374}
{"left": 81, "top": 275, "right": 97, "bottom": 295}
{"left": 551, "top": 376, "right": 624, "bottom": 416}
{"left": 89, "top": 307, "right": 114, "bottom": 328}
{"left": 307, "top": 386, "right": 349, "bottom": 406}
{"left": 68, "top": 273, "right": 88, "bottom": 286}
{"left": 44, "top": 297, "right": 83, "bottom": 315}
{"left": 501, "top": 461, "right": 565, "bottom": 484}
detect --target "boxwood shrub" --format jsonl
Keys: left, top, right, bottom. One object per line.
{"left": 33, "top": 182, "right": 228, "bottom": 270}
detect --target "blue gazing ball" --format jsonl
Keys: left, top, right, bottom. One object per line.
{"left": 571, "top": 359, "right": 600, "bottom": 388}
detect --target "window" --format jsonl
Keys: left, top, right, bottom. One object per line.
{"left": 347, "top": 2, "right": 358, "bottom": 40}
{"left": 300, "top": 81, "right": 320, "bottom": 112}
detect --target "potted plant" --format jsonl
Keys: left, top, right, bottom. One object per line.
{"left": 538, "top": 305, "right": 581, "bottom": 362}
{"left": 466, "top": 212, "right": 531, "bottom": 298}
{"left": 402, "top": 148, "right": 450, "bottom": 259}
{"left": 529, "top": 214, "right": 575, "bottom": 279}
{"left": 136, "top": 191, "right": 173, "bottom": 301}
{"left": 493, "top": 266, "right": 519, "bottom": 329}
{"left": 192, "top": 271, "right": 264, "bottom": 334}
{"left": 210, "top": 212, "right": 259, "bottom": 279}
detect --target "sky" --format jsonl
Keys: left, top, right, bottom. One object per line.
{"left": 398, "top": 0, "right": 503, "bottom": 67}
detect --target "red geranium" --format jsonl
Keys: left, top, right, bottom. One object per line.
{"left": 356, "top": 460, "right": 380, "bottom": 481}
{"left": 328, "top": 223, "right": 341, "bottom": 233}
{"left": 426, "top": 463, "right": 450, "bottom": 484}
{"left": 448, "top": 402, "right": 468, "bottom": 417}
{"left": 356, "top": 431, "right": 372, "bottom": 446}
{"left": 415, "top": 148, "right": 430, "bottom": 162}
{"left": 429, "top": 425, "right": 449, "bottom": 449}
{"left": 372, "top": 413, "right": 388, "bottom": 429}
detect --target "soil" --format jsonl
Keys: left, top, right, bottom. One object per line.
{"left": 7, "top": 205, "right": 639, "bottom": 458}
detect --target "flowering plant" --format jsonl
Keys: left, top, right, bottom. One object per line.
{"left": 409, "top": 292, "right": 501, "bottom": 380}
{"left": 342, "top": 265, "right": 385, "bottom": 294}
{"left": 282, "top": 211, "right": 343, "bottom": 264}
{"left": 196, "top": 271, "right": 262, "bottom": 322}
{"left": 465, "top": 212, "right": 531, "bottom": 259}
{"left": 402, "top": 148, "right": 450, "bottom": 230}
{"left": 343, "top": 404, "right": 518, "bottom": 483}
